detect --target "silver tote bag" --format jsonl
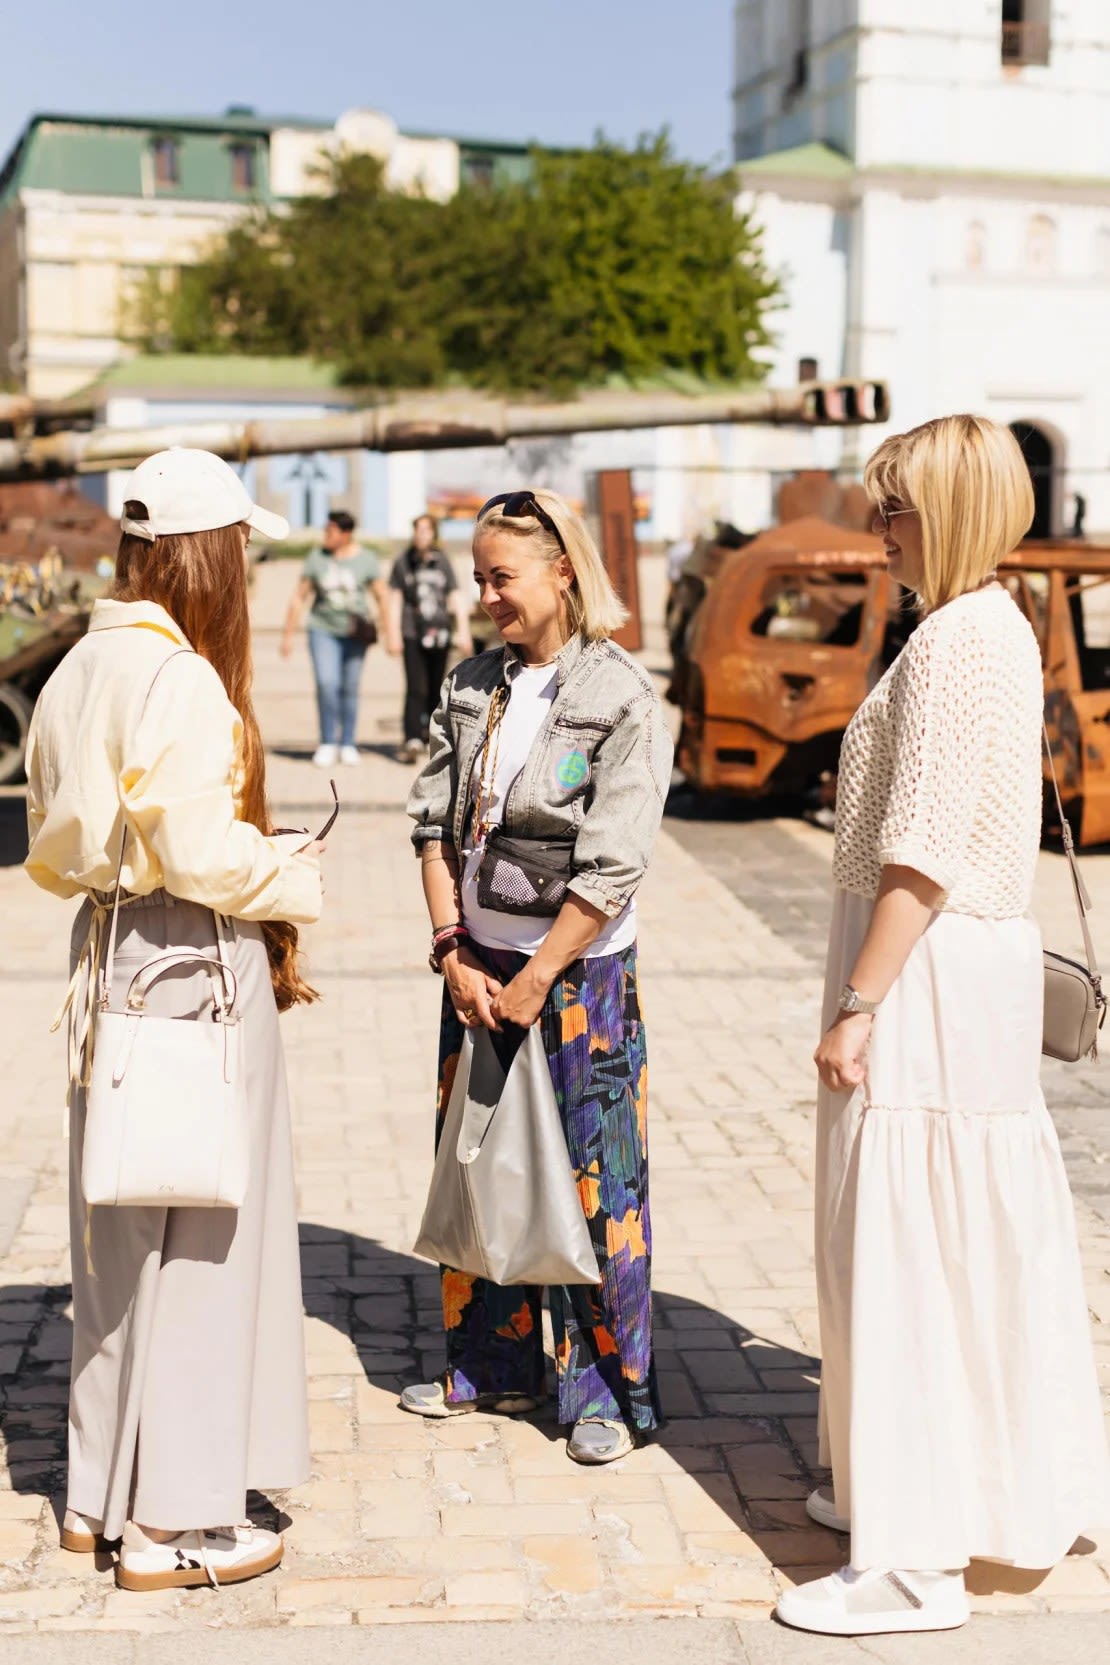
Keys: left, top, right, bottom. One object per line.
{"left": 414, "top": 1024, "right": 600, "bottom": 1287}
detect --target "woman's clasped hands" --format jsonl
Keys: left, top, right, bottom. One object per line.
{"left": 443, "top": 946, "right": 551, "bottom": 1032}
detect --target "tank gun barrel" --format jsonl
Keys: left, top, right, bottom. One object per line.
{"left": 0, "top": 380, "right": 889, "bottom": 483}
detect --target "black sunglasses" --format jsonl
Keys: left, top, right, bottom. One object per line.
{"left": 476, "top": 491, "right": 567, "bottom": 554}
{"left": 273, "top": 778, "right": 340, "bottom": 851}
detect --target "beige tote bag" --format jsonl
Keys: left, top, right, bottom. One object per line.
{"left": 81, "top": 651, "right": 249, "bottom": 1208}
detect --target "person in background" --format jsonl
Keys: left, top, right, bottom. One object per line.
{"left": 281, "top": 509, "right": 387, "bottom": 767}
{"left": 386, "top": 513, "right": 473, "bottom": 763}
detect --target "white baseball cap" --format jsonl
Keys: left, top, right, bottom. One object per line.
{"left": 120, "top": 447, "right": 290, "bottom": 542}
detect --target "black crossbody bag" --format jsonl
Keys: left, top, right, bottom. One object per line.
{"left": 476, "top": 828, "right": 576, "bottom": 918}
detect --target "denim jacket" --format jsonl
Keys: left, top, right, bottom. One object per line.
{"left": 407, "top": 632, "right": 673, "bottom": 919}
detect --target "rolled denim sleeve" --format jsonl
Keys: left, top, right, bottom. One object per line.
{"left": 568, "top": 692, "right": 673, "bottom": 917}
{"left": 407, "top": 674, "right": 458, "bottom": 850}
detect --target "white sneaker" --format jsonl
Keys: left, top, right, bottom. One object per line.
{"left": 60, "top": 1508, "right": 113, "bottom": 1553}
{"left": 775, "top": 1566, "right": 969, "bottom": 1636}
{"left": 339, "top": 744, "right": 360, "bottom": 766}
{"left": 806, "top": 1486, "right": 850, "bottom": 1533}
{"left": 312, "top": 744, "right": 338, "bottom": 768}
{"left": 116, "top": 1521, "right": 283, "bottom": 1591}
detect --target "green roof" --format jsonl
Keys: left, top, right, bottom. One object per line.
{"left": 78, "top": 353, "right": 768, "bottom": 404}
{"left": 737, "top": 142, "right": 854, "bottom": 182}
{"left": 0, "top": 110, "right": 550, "bottom": 208}
{"left": 0, "top": 113, "right": 285, "bottom": 206}
{"left": 737, "top": 141, "right": 1110, "bottom": 192}
{"left": 81, "top": 354, "right": 348, "bottom": 398}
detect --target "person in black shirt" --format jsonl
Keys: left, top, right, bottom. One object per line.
{"left": 387, "top": 514, "right": 473, "bottom": 762}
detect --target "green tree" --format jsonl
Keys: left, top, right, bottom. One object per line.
{"left": 442, "top": 133, "right": 778, "bottom": 393}
{"left": 138, "top": 154, "right": 447, "bottom": 385}
{"left": 147, "top": 134, "right": 778, "bottom": 394}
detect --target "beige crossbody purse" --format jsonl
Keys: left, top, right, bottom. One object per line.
{"left": 81, "top": 650, "right": 250, "bottom": 1207}
{"left": 1042, "top": 722, "right": 1106, "bottom": 1062}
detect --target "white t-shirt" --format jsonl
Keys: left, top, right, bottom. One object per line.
{"left": 460, "top": 662, "right": 636, "bottom": 957}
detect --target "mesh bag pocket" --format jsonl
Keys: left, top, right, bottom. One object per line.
{"left": 476, "top": 836, "right": 574, "bottom": 917}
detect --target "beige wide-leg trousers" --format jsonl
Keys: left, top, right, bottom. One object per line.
{"left": 66, "top": 892, "right": 310, "bottom": 1537}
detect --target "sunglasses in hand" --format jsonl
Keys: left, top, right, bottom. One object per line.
{"left": 273, "top": 778, "right": 340, "bottom": 853}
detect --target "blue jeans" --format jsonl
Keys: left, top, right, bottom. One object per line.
{"left": 307, "top": 628, "right": 367, "bottom": 749}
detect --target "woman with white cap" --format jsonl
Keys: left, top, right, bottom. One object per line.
{"left": 24, "top": 449, "right": 325, "bottom": 1592}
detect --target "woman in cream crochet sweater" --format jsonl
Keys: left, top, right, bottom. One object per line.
{"left": 775, "top": 416, "right": 1110, "bottom": 1637}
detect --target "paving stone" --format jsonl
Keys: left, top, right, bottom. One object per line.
{"left": 0, "top": 565, "right": 1104, "bottom": 1635}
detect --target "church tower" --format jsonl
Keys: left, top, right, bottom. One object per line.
{"left": 733, "top": 1, "right": 1110, "bottom": 534}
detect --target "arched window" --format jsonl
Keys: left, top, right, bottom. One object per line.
{"left": 965, "top": 221, "right": 987, "bottom": 271}
{"left": 1025, "top": 214, "right": 1056, "bottom": 272}
{"left": 1009, "top": 422, "right": 1055, "bottom": 538}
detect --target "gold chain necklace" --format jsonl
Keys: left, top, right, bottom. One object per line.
{"left": 471, "top": 685, "right": 508, "bottom": 847}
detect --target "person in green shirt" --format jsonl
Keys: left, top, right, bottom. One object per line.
{"left": 281, "top": 510, "right": 387, "bottom": 766}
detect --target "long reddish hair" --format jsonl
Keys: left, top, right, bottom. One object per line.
{"left": 114, "top": 512, "right": 318, "bottom": 1011}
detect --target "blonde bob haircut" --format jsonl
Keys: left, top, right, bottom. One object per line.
{"left": 863, "top": 414, "right": 1035, "bottom": 612}
{"left": 474, "top": 488, "right": 629, "bottom": 642}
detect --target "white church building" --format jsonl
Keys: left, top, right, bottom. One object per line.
{"left": 733, "top": 0, "right": 1110, "bottom": 537}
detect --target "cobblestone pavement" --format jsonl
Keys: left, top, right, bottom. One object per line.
{"left": 0, "top": 563, "right": 1106, "bottom": 1644}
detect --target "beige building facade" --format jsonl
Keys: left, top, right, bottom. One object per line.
{"left": 0, "top": 109, "right": 525, "bottom": 399}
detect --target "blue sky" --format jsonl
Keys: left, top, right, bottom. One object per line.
{"left": 1, "top": 0, "right": 734, "bottom": 171}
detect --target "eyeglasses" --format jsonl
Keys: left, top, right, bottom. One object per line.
{"left": 877, "top": 502, "right": 917, "bottom": 532}
{"left": 273, "top": 778, "right": 340, "bottom": 851}
{"left": 476, "top": 490, "right": 567, "bottom": 554}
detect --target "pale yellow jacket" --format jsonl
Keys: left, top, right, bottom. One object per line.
{"left": 25, "top": 599, "right": 321, "bottom": 923}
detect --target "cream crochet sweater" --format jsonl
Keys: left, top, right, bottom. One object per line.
{"left": 832, "top": 587, "right": 1044, "bottom": 919}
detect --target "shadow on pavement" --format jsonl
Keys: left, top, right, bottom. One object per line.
{"left": 0, "top": 796, "right": 27, "bottom": 867}
{"left": 1, "top": 1237, "right": 1091, "bottom": 1599}
{"left": 270, "top": 741, "right": 413, "bottom": 768}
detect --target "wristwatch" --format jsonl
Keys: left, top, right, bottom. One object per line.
{"left": 838, "top": 984, "right": 880, "bottom": 1016}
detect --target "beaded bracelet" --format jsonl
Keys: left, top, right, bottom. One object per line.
{"left": 429, "top": 924, "right": 470, "bottom": 975}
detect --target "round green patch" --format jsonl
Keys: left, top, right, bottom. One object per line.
{"left": 555, "top": 750, "right": 590, "bottom": 790}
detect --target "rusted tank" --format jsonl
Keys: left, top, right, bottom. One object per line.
{"left": 0, "top": 484, "right": 115, "bottom": 783}
{"left": 675, "top": 517, "right": 1110, "bottom": 848}
{"left": 0, "top": 480, "right": 118, "bottom": 571}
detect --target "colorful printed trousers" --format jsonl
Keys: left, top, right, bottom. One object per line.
{"left": 435, "top": 943, "right": 662, "bottom": 1434}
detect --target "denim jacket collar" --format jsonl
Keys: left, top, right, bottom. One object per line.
{"left": 501, "top": 630, "right": 588, "bottom": 689}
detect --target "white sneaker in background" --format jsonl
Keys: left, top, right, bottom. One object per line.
{"left": 805, "top": 1486, "right": 850, "bottom": 1533}
{"left": 339, "top": 744, "right": 360, "bottom": 766}
{"left": 116, "top": 1521, "right": 283, "bottom": 1591}
{"left": 312, "top": 744, "right": 338, "bottom": 768}
{"left": 775, "top": 1565, "right": 969, "bottom": 1636}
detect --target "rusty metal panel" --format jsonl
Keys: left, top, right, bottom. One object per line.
{"left": 594, "top": 469, "right": 643, "bottom": 654}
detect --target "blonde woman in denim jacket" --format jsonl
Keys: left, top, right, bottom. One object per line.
{"left": 404, "top": 489, "right": 672, "bottom": 1464}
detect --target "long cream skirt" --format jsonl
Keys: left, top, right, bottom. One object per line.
{"left": 816, "top": 889, "right": 1110, "bottom": 1570}
{"left": 66, "top": 892, "right": 309, "bottom": 1536}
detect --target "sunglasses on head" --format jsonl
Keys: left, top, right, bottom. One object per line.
{"left": 273, "top": 778, "right": 340, "bottom": 852}
{"left": 476, "top": 491, "right": 567, "bottom": 554}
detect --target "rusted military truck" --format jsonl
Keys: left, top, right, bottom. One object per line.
{"left": 675, "top": 515, "right": 1110, "bottom": 847}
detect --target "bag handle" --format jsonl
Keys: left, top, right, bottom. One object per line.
{"left": 123, "top": 951, "right": 239, "bottom": 1016}
{"left": 1042, "top": 718, "right": 1102, "bottom": 986}
{"left": 99, "top": 649, "right": 234, "bottom": 1016}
